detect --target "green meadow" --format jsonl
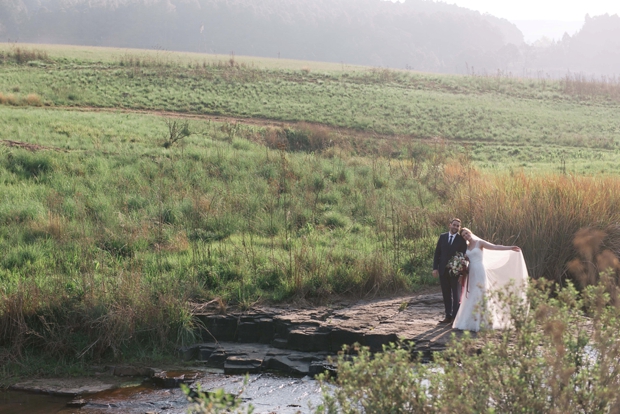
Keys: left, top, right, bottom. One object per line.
{"left": 1, "top": 44, "right": 620, "bottom": 378}
{"left": 1, "top": 43, "right": 620, "bottom": 147}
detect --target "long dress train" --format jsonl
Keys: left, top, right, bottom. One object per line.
{"left": 452, "top": 243, "right": 528, "bottom": 332}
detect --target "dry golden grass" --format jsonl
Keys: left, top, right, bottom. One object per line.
{"left": 5, "top": 93, "right": 18, "bottom": 106}
{"left": 25, "top": 93, "right": 42, "bottom": 106}
{"left": 0, "top": 42, "right": 367, "bottom": 72}
{"left": 451, "top": 169, "right": 620, "bottom": 282}
{"left": 165, "top": 232, "right": 190, "bottom": 253}
{"left": 0, "top": 92, "right": 43, "bottom": 106}
{"left": 562, "top": 73, "right": 620, "bottom": 100}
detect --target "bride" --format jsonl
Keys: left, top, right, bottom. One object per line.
{"left": 452, "top": 227, "right": 529, "bottom": 332}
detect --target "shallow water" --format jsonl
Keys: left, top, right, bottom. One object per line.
{"left": 0, "top": 373, "right": 324, "bottom": 414}
{"left": 0, "top": 390, "right": 72, "bottom": 414}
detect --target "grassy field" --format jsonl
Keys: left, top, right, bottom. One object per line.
{"left": 1, "top": 43, "right": 620, "bottom": 378}
{"left": 1, "top": 43, "right": 620, "bottom": 151}
{"left": 0, "top": 42, "right": 368, "bottom": 71}
{"left": 0, "top": 106, "right": 446, "bottom": 378}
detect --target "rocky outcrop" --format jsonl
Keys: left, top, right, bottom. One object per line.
{"left": 178, "top": 342, "right": 334, "bottom": 376}
{"left": 187, "top": 289, "right": 465, "bottom": 375}
{"left": 9, "top": 378, "right": 120, "bottom": 397}
{"left": 10, "top": 290, "right": 459, "bottom": 397}
{"left": 5, "top": 289, "right": 462, "bottom": 414}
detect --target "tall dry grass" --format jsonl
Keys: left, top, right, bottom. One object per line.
{"left": 262, "top": 123, "right": 335, "bottom": 153}
{"left": 562, "top": 73, "right": 620, "bottom": 101}
{"left": 2, "top": 47, "right": 49, "bottom": 64}
{"left": 450, "top": 170, "right": 620, "bottom": 283}
{"left": 24, "top": 93, "right": 42, "bottom": 106}
{"left": 0, "top": 92, "right": 43, "bottom": 106}
{"left": 0, "top": 268, "right": 199, "bottom": 361}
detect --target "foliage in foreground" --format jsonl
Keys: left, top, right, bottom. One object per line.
{"left": 318, "top": 273, "right": 620, "bottom": 413}
{"left": 181, "top": 383, "right": 254, "bottom": 414}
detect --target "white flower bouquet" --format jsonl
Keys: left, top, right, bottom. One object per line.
{"left": 448, "top": 252, "right": 468, "bottom": 278}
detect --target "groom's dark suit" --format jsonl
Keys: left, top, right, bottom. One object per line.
{"left": 433, "top": 232, "right": 468, "bottom": 320}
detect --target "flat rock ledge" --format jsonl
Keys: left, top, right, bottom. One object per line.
{"left": 10, "top": 289, "right": 467, "bottom": 398}
{"left": 184, "top": 289, "right": 470, "bottom": 375}
{"left": 179, "top": 342, "right": 334, "bottom": 377}
{"left": 9, "top": 368, "right": 201, "bottom": 397}
{"left": 9, "top": 378, "right": 120, "bottom": 397}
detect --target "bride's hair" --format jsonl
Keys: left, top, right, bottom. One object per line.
{"left": 460, "top": 227, "right": 479, "bottom": 241}
{"left": 460, "top": 228, "right": 480, "bottom": 247}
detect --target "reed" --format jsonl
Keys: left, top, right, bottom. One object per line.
{"left": 562, "top": 72, "right": 620, "bottom": 101}
{"left": 451, "top": 170, "right": 620, "bottom": 282}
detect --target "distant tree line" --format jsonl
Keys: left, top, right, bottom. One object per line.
{"left": 522, "top": 14, "right": 620, "bottom": 78}
{"left": 0, "top": 0, "right": 618, "bottom": 76}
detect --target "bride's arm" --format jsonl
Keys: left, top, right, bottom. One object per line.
{"left": 479, "top": 239, "right": 521, "bottom": 252}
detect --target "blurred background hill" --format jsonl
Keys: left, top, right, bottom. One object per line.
{"left": 0, "top": 0, "right": 618, "bottom": 77}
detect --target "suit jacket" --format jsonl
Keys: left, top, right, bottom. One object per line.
{"left": 433, "top": 232, "right": 468, "bottom": 276}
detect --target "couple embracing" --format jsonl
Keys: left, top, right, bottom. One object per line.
{"left": 433, "top": 218, "right": 529, "bottom": 332}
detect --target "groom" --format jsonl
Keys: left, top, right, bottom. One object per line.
{"left": 433, "top": 218, "right": 467, "bottom": 324}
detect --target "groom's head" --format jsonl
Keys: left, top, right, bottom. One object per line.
{"left": 449, "top": 218, "right": 461, "bottom": 234}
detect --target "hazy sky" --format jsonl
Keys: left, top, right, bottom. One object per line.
{"left": 392, "top": 0, "right": 618, "bottom": 21}
{"left": 443, "top": 0, "right": 620, "bottom": 43}
{"left": 392, "top": 0, "right": 620, "bottom": 43}
{"left": 439, "top": 0, "right": 619, "bottom": 21}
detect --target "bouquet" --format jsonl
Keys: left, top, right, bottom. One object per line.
{"left": 447, "top": 252, "right": 468, "bottom": 278}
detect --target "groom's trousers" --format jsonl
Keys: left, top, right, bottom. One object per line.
{"left": 440, "top": 270, "right": 462, "bottom": 319}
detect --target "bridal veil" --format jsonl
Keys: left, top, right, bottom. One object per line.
{"left": 484, "top": 250, "right": 529, "bottom": 329}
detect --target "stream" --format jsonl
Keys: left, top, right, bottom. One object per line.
{"left": 1, "top": 372, "right": 325, "bottom": 414}
{"left": 1, "top": 290, "right": 449, "bottom": 413}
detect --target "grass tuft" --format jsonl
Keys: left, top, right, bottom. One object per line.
{"left": 25, "top": 93, "right": 43, "bottom": 106}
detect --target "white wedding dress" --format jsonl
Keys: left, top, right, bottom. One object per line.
{"left": 452, "top": 242, "right": 529, "bottom": 332}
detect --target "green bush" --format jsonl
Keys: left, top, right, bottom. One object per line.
{"left": 317, "top": 276, "right": 620, "bottom": 413}
{"left": 5, "top": 151, "right": 55, "bottom": 178}
{"left": 2, "top": 247, "right": 39, "bottom": 270}
{"left": 97, "top": 235, "right": 135, "bottom": 258}
{"left": 182, "top": 382, "right": 254, "bottom": 414}
{"left": 323, "top": 211, "right": 350, "bottom": 229}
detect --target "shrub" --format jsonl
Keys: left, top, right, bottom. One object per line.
{"left": 323, "top": 211, "right": 350, "bottom": 229}
{"left": 9, "top": 47, "right": 49, "bottom": 64}
{"left": 5, "top": 151, "right": 55, "bottom": 178}
{"left": 163, "top": 118, "right": 191, "bottom": 148}
{"left": 2, "top": 247, "right": 39, "bottom": 270}
{"left": 283, "top": 123, "right": 333, "bottom": 152}
{"left": 182, "top": 383, "right": 253, "bottom": 414}
{"left": 97, "top": 236, "right": 135, "bottom": 258}
{"left": 318, "top": 275, "right": 620, "bottom": 413}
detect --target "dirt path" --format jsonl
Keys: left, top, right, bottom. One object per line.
{"left": 45, "top": 105, "right": 427, "bottom": 142}
{"left": 12, "top": 105, "right": 539, "bottom": 153}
